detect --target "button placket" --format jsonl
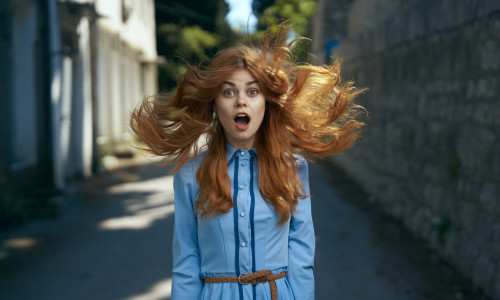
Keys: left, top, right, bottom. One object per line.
{"left": 236, "top": 150, "right": 252, "bottom": 272}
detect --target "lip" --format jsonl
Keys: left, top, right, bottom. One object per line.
{"left": 233, "top": 112, "right": 251, "bottom": 131}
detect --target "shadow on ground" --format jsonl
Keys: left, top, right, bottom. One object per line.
{"left": 311, "top": 160, "right": 489, "bottom": 300}
{"left": 0, "top": 160, "right": 176, "bottom": 300}
{"left": 0, "top": 158, "right": 491, "bottom": 300}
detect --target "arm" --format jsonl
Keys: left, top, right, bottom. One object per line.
{"left": 171, "top": 161, "right": 203, "bottom": 299}
{"left": 287, "top": 157, "right": 315, "bottom": 299}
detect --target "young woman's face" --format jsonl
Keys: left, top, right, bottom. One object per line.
{"left": 215, "top": 69, "right": 266, "bottom": 150}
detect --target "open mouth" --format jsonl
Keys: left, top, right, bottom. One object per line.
{"left": 233, "top": 113, "right": 250, "bottom": 130}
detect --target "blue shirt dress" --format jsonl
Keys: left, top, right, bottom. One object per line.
{"left": 171, "top": 143, "right": 315, "bottom": 300}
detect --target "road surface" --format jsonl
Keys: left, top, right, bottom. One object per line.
{"left": 0, "top": 158, "right": 488, "bottom": 299}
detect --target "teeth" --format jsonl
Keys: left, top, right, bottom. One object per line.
{"left": 237, "top": 114, "right": 246, "bottom": 117}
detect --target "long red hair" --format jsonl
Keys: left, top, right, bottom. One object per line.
{"left": 130, "top": 26, "right": 365, "bottom": 224}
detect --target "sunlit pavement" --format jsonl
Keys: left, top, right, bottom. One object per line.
{"left": 0, "top": 157, "right": 175, "bottom": 300}
{"left": 0, "top": 158, "right": 486, "bottom": 300}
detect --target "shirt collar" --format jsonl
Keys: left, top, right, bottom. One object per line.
{"left": 226, "top": 143, "right": 257, "bottom": 165}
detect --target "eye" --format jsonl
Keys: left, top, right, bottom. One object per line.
{"left": 248, "top": 89, "right": 259, "bottom": 96}
{"left": 222, "top": 89, "right": 235, "bottom": 97}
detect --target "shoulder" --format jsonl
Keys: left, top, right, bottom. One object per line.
{"left": 175, "top": 151, "right": 208, "bottom": 181}
{"left": 293, "top": 154, "right": 307, "bottom": 167}
{"left": 293, "top": 154, "right": 309, "bottom": 179}
{"left": 293, "top": 153, "right": 308, "bottom": 170}
{"left": 174, "top": 153, "right": 208, "bottom": 202}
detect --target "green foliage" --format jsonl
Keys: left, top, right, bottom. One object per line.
{"left": 248, "top": 0, "right": 317, "bottom": 63}
{"left": 155, "top": 0, "right": 225, "bottom": 32}
{"left": 159, "top": 23, "right": 220, "bottom": 61}
{"left": 156, "top": 0, "right": 237, "bottom": 91}
{"left": 257, "top": 0, "right": 316, "bottom": 37}
{"left": 155, "top": 0, "right": 318, "bottom": 90}
{"left": 157, "top": 23, "right": 221, "bottom": 90}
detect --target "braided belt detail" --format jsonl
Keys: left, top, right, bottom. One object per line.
{"left": 204, "top": 270, "right": 286, "bottom": 300}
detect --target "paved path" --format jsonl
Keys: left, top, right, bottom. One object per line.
{"left": 0, "top": 159, "right": 487, "bottom": 300}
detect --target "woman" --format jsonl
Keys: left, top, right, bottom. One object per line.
{"left": 130, "top": 26, "right": 364, "bottom": 300}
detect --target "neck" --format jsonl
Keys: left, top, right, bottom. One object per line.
{"left": 227, "top": 141, "right": 254, "bottom": 150}
{"left": 225, "top": 137, "right": 255, "bottom": 150}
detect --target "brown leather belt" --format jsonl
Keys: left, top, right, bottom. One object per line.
{"left": 204, "top": 270, "right": 286, "bottom": 300}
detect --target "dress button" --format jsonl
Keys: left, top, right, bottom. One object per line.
{"left": 240, "top": 151, "right": 245, "bottom": 156}
{"left": 241, "top": 242, "right": 246, "bottom": 247}
{"left": 239, "top": 185, "right": 245, "bottom": 190}
{"left": 241, "top": 161, "right": 247, "bottom": 166}
{"left": 240, "top": 212, "right": 245, "bottom": 217}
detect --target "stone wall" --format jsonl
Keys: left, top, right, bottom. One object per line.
{"left": 312, "top": 0, "right": 353, "bottom": 63}
{"left": 322, "top": 0, "right": 500, "bottom": 298}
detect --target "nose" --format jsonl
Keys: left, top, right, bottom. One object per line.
{"left": 236, "top": 94, "right": 247, "bottom": 107}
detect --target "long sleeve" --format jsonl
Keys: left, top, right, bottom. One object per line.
{"left": 287, "top": 157, "right": 315, "bottom": 299}
{"left": 171, "top": 161, "right": 203, "bottom": 299}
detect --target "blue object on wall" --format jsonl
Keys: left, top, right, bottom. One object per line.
{"left": 326, "top": 39, "right": 339, "bottom": 59}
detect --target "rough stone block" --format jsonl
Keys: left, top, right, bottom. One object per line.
{"left": 494, "top": 262, "right": 500, "bottom": 299}
{"left": 320, "top": 2, "right": 500, "bottom": 299}
{"left": 452, "top": 103, "right": 466, "bottom": 124}
{"left": 457, "top": 239, "right": 479, "bottom": 274}
{"left": 432, "top": 186, "right": 450, "bottom": 213}
{"left": 494, "top": 99, "right": 500, "bottom": 127}
{"left": 427, "top": 0, "right": 445, "bottom": 32}
{"left": 472, "top": 254, "right": 495, "bottom": 295}
{"left": 473, "top": 102, "right": 495, "bottom": 126}
{"left": 456, "top": 200, "right": 478, "bottom": 235}
{"left": 465, "top": 79, "right": 476, "bottom": 100}
{"left": 457, "top": 126, "right": 494, "bottom": 173}
{"left": 444, "top": 0, "right": 467, "bottom": 28}
{"left": 479, "top": 183, "right": 499, "bottom": 214}
{"left": 476, "top": 77, "right": 497, "bottom": 99}
{"left": 423, "top": 163, "right": 450, "bottom": 184}
{"left": 438, "top": 189, "right": 456, "bottom": 214}
{"left": 420, "top": 208, "right": 435, "bottom": 238}
{"left": 444, "top": 228, "right": 458, "bottom": 260}
{"left": 475, "top": 212, "right": 493, "bottom": 246}
{"left": 490, "top": 224, "right": 500, "bottom": 258}
{"left": 408, "top": 4, "right": 425, "bottom": 39}
{"left": 480, "top": 40, "right": 500, "bottom": 71}
{"left": 492, "top": 141, "right": 500, "bottom": 177}
{"left": 477, "top": 0, "right": 500, "bottom": 17}
{"left": 429, "top": 228, "right": 440, "bottom": 249}
{"left": 457, "top": 178, "right": 482, "bottom": 202}
{"left": 465, "top": 0, "right": 480, "bottom": 20}
{"left": 408, "top": 206, "right": 424, "bottom": 234}
{"left": 493, "top": 15, "right": 500, "bottom": 38}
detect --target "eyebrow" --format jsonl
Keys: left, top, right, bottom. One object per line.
{"left": 223, "top": 80, "right": 259, "bottom": 86}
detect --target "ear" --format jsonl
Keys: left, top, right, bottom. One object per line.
{"left": 211, "top": 101, "right": 218, "bottom": 119}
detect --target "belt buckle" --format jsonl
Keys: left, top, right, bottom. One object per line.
{"left": 238, "top": 273, "right": 249, "bottom": 285}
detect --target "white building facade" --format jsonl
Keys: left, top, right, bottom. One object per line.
{"left": 0, "top": 0, "right": 157, "bottom": 196}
